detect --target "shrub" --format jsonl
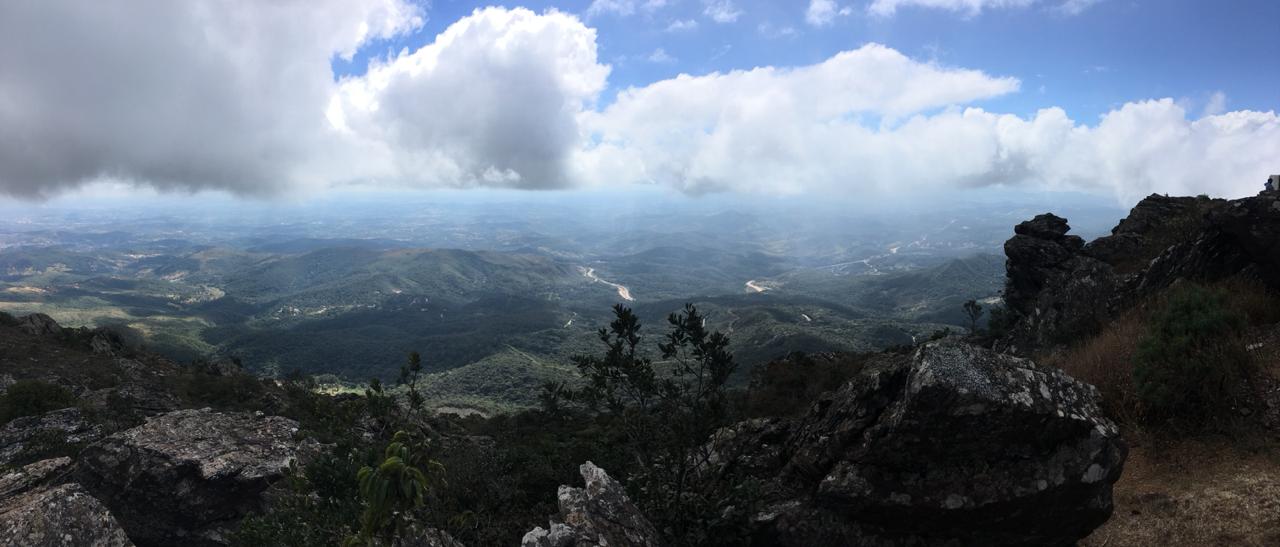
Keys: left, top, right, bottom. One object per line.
{"left": 1132, "top": 285, "right": 1251, "bottom": 422}
{"left": 0, "top": 380, "right": 77, "bottom": 424}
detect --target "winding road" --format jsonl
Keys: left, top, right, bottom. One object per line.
{"left": 745, "top": 279, "right": 771, "bottom": 293}
{"left": 581, "top": 267, "right": 634, "bottom": 301}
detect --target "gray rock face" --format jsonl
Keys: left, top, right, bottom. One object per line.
{"left": 708, "top": 340, "right": 1126, "bottom": 546}
{"left": 74, "top": 408, "right": 314, "bottom": 546}
{"left": 0, "top": 457, "right": 72, "bottom": 499}
{"left": 1001, "top": 214, "right": 1118, "bottom": 354}
{"left": 1000, "top": 191, "right": 1280, "bottom": 354}
{"left": 17, "top": 313, "right": 62, "bottom": 337}
{"left": 0, "top": 408, "right": 104, "bottom": 467}
{"left": 522, "top": 462, "right": 659, "bottom": 547}
{"left": 0, "top": 483, "right": 134, "bottom": 547}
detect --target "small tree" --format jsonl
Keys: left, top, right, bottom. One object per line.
{"left": 347, "top": 431, "right": 444, "bottom": 546}
{"left": 962, "top": 299, "right": 984, "bottom": 333}
{"left": 397, "top": 351, "right": 425, "bottom": 414}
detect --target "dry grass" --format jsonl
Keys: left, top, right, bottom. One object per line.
{"left": 1082, "top": 431, "right": 1280, "bottom": 547}
{"left": 1062, "top": 278, "right": 1280, "bottom": 546}
{"left": 1041, "top": 305, "right": 1149, "bottom": 422}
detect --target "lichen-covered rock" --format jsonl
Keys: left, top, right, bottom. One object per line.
{"left": 0, "top": 408, "right": 104, "bottom": 467}
{"left": 75, "top": 408, "right": 316, "bottom": 546}
{"left": 0, "top": 483, "right": 133, "bottom": 547}
{"left": 708, "top": 339, "right": 1126, "bottom": 546}
{"left": 0, "top": 457, "right": 72, "bottom": 499}
{"left": 522, "top": 462, "right": 659, "bottom": 547}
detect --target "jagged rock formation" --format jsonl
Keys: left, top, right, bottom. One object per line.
{"left": 522, "top": 462, "right": 660, "bottom": 547}
{"left": 0, "top": 483, "right": 135, "bottom": 547}
{"left": 1001, "top": 192, "right": 1280, "bottom": 354}
{"left": 74, "top": 408, "right": 316, "bottom": 547}
{"left": 706, "top": 339, "right": 1125, "bottom": 546}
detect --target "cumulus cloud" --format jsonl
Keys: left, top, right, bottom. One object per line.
{"left": 578, "top": 57, "right": 1279, "bottom": 202}
{"left": 806, "top": 0, "right": 854, "bottom": 27}
{"left": 3, "top": 5, "right": 1275, "bottom": 204}
{"left": 868, "top": 0, "right": 1100, "bottom": 17}
{"left": 328, "top": 8, "right": 610, "bottom": 190}
{"left": 0, "top": 0, "right": 423, "bottom": 198}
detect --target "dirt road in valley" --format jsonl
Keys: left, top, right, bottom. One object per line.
{"left": 581, "top": 267, "right": 634, "bottom": 301}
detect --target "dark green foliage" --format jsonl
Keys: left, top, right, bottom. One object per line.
{"left": 348, "top": 431, "right": 445, "bottom": 546}
{"left": 397, "top": 351, "right": 425, "bottom": 414}
{"left": 176, "top": 368, "right": 270, "bottom": 412}
{"left": 744, "top": 351, "right": 868, "bottom": 418}
{"left": 985, "top": 305, "right": 1016, "bottom": 338}
{"left": 566, "top": 304, "right": 753, "bottom": 546}
{"left": 0, "top": 310, "right": 17, "bottom": 326}
{"left": 962, "top": 299, "right": 983, "bottom": 333}
{"left": 234, "top": 444, "right": 371, "bottom": 546}
{"left": 0, "top": 380, "right": 77, "bottom": 424}
{"left": 1133, "top": 285, "right": 1251, "bottom": 422}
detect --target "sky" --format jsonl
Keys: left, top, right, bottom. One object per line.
{"left": 1, "top": 0, "right": 1277, "bottom": 205}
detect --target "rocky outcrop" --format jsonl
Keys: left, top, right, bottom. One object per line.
{"left": 0, "top": 483, "right": 134, "bottom": 547}
{"left": 1001, "top": 214, "right": 1119, "bottom": 353}
{"left": 17, "top": 313, "right": 62, "bottom": 337}
{"left": 0, "top": 408, "right": 104, "bottom": 467}
{"left": 706, "top": 339, "right": 1126, "bottom": 546}
{"left": 75, "top": 408, "right": 316, "bottom": 546}
{"left": 1000, "top": 192, "right": 1280, "bottom": 354}
{"left": 522, "top": 462, "right": 660, "bottom": 547}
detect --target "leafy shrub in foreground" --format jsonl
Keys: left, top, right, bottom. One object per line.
{"left": 1133, "top": 285, "right": 1250, "bottom": 422}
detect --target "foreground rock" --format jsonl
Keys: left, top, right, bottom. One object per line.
{"left": 0, "top": 483, "right": 133, "bottom": 547}
{"left": 708, "top": 339, "right": 1126, "bottom": 546}
{"left": 522, "top": 462, "right": 660, "bottom": 547}
{"left": 75, "top": 408, "right": 314, "bottom": 546}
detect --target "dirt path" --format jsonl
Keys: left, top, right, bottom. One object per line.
{"left": 581, "top": 267, "right": 634, "bottom": 301}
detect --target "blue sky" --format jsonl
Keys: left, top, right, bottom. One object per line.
{"left": 338, "top": 0, "right": 1280, "bottom": 121}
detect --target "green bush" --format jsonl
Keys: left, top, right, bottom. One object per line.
{"left": 1133, "top": 285, "right": 1250, "bottom": 422}
{"left": 0, "top": 380, "right": 78, "bottom": 424}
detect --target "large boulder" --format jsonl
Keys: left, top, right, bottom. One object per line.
{"left": 74, "top": 408, "right": 316, "bottom": 546}
{"left": 522, "top": 462, "right": 660, "bottom": 547}
{"left": 0, "top": 483, "right": 133, "bottom": 547}
{"left": 709, "top": 339, "right": 1126, "bottom": 546}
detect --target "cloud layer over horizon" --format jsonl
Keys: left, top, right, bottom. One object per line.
{"left": 1, "top": 2, "right": 1276, "bottom": 204}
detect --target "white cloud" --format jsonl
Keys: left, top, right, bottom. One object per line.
{"left": 647, "top": 48, "right": 677, "bottom": 63}
{"left": 1203, "top": 91, "right": 1228, "bottom": 117}
{"left": 758, "top": 22, "right": 798, "bottom": 38}
{"left": 0, "top": 0, "right": 423, "bottom": 198}
{"left": 585, "top": 0, "right": 636, "bottom": 18}
{"left": 703, "top": 0, "right": 743, "bottom": 23}
{"left": 806, "top": 0, "right": 854, "bottom": 27}
{"left": 3, "top": 6, "right": 1274, "bottom": 205}
{"left": 1056, "top": 0, "right": 1102, "bottom": 15}
{"left": 330, "top": 8, "right": 610, "bottom": 190}
{"left": 868, "top": 0, "right": 1101, "bottom": 17}
{"left": 666, "top": 19, "right": 699, "bottom": 31}
{"left": 575, "top": 44, "right": 1279, "bottom": 202}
